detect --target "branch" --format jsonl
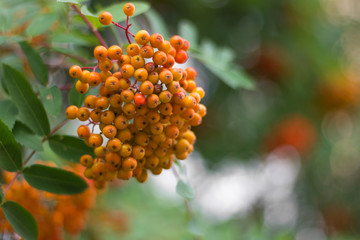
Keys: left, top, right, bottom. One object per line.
{"left": 71, "top": 4, "right": 108, "bottom": 48}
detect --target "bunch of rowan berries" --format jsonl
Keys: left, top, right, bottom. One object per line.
{"left": 0, "top": 164, "right": 96, "bottom": 240}
{"left": 66, "top": 3, "right": 206, "bottom": 189}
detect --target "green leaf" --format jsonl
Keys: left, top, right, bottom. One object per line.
{"left": 69, "top": 81, "right": 98, "bottom": 107}
{"left": 145, "top": 9, "right": 169, "bottom": 39}
{"left": 13, "top": 121, "right": 43, "bottom": 151}
{"left": 193, "top": 53, "right": 255, "bottom": 90}
{"left": 25, "top": 13, "right": 58, "bottom": 37}
{"left": 57, "top": 0, "right": 81, "bottom": 4}
{"left": 0, "top": 99, "right": 19, "bottom": 129}
{"left": 39, "top": 86, "right": 62, "bottom": 117}
{"left": 51, "top": 32, "right": 97, "bottom": 46}
{"left": 176, "top": 180, "right": 194, "bottom": 200}
{"left": 49, "top": 135, "right": 94, "bottom": 163}
{"left": 0, "top": 119, "right": 22, "bottom": 172}
{"left": 0, "top": 10, "right": 12, "bottom": 32}
{"left": 23, "top": 164, "right": 88, "bottom": 194}
{"left": 19, "top": 41, "right": 48, "bottom": 86}
{"left": 2, "top": 64, "right": 50, "bottom": 136}
{"left": 179, "top": 20, "right": 198, "bottom": 48}
{"left": 1, "top": 201, "right": 38, "bottom": 240}
{"left": 0, "top": 184, "right": 3, "bottom": 204}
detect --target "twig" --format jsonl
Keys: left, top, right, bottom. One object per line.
{"left": 71, "top": 4, "right": 108, "bottom": 48}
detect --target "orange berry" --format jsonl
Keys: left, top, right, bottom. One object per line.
{"left": 99, "top": 11, "right": 113, "bottom": 25}
{"left": 182, "top": 39, "right": 190, "bottom": 51}
{"left": 84, "top": 95, "right": 97, "bottom": 109}
{"left": 119, "top": 54, "right": 131, "bottom": 66}
{"left": 121, "top": 89, "right": 134, "bottom": 103}
{"left": 90, "top": 109, "right": 102, "bottom": 122}
{"left": 99, "top": 58, "right": 112, "bottom": 71}
{"left": 150, "top": 33, "right": 164, "bottom": 48}
{"left": 105, "top": 76, "right": 121, "bottom": 91}
{"left": 102, "top": 125, "right": 117, "bottom": 139}
{"left": 131, "top": 55, "right": 145, "bottom": 68}
{"left": 118, "top": 169, "right": 133, "bottom": 180}
{"left": 158, "top": 103, "right": 173, "bottom": 115}
{"left": 99, "top": 85, "right": 113, "bottom": 98}
{"left": 134, "top": 132, "right": 149, "bottom": 147}
{"left": 77, "top": 107, "right": 90, "bottom": 121}
{"left": 153, "top": 51, "right": 167, "bottom": 65}
{"left": 80, "top": 70, "right": 90, "bottom": 83}
{"left": 134, "top": 68, "right": 148, "bottom": 82}
{"left": 159, "top": 40, "right": 171, "bottom": 53}
{"left": 77, "top": 125, "right": 90, "bottom": 139}
{"left": 140, "top": 45, "right": 154, "bottom": 58}
{"left": 100, "top": 110, "right": 115, "bottom": 124}
{"left": 107, "top": 138, "right": 122, "bottom": 152}
{"left": 186, "top": 80, "right": 197, "bottom": 92}
{"left": 135, "top": 30, "right": 150, "bottom": 45}
{"left": 164, "top": 125, "right": 179, "bottom": 138}
{"left": 166, "top": 81, "right": 180, "bottom": 94}
{"left": 145, "top": 62, "right": 155, "bottom": 72}
{"left": 88, "top": 134, "right": 103, "bottom": 148}
{"left": 183, "top": 96, "right": 197, "bottom": 108}
{"left": 121, "top": 64, "right": 135, "bottom": 78}
{"left": 69, "top": 65, "right": 82, "bottom": 78}
{"left": 159, "top": 69, "right": 173, "bottom": 84}
{"left": 75, "top": 80, "right": 89, "bottom": 94}
{"left": 117, "top": 128, "right": 132, "bottom": 142}
{"left": 94, "top": 45, "right": 108, "bottom": 60}
{"left": 145, "top": 155, "right": 159, "bottom": 169}
{"left": 88, "top": 72, "right": 101, "bottom": 87}
{"left": 109, "top": 94, "right": 122, "bottom": 108}
{"left": 119, "top": 78, "right": 131, "bottom": 89}
{"left": 122, "top": 157, "right": 137, "bottom": 171}
{"left": 175, "top": 50, "right": 188, "bottom": 64}
{"left": 132, "top": 145, "right": 145, "bottom": 159}
{"left": 123, "top": 3, "right": 135, "bottom": 16}
{"left": 134, "top": 93, "right": 146, "bottom": 106}
{"left": 94, "top": 146, "right": 107, "bottom": 157}
{"left": 186, "top": 67, "right": 197, "bottom": 80}
{"left": 146, "top": 94, "right": 160, "bottom": 109}
{"left": 148, "top": 71, "right": 159, "bottom": 84}
{"left": 170, "top": 35, "right": 184, "bottom": 50}
{"left": 107, "top": 45, "right": 122, "bottom": 60}
{"left": 95, "top": 96, "right": 109, "bottom": 110}
{"left": 164, "top": 54, "right": 175, "bottom": 68}
{"left": 120, "top": 143, "right": 132, "bottom": 157}
{"left": 139, "top": 81, "right": 154, "bottom": 95}
{"left": 136, "top": 169, "right": 148, "bottom": 183}
{"left": 123, "top": 102, "right": 136, "bottom": 116}
{"left": 80, "top": 154, "right": 94, "bottom": 167}
{"left": 127, "top": 43, "right": 140, "bottom": 56}
{"left": 114, "top": 115, "right": 128, "bottom": 130}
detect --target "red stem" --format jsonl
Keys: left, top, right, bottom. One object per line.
{"left": 71, "top": 4, "right": 108, "bottom": 48}
{"left": 112, "top": 21, "right": 135, "bottom": 37}
{"left": 3, "top": 172, "right": 20, "bottom": 196}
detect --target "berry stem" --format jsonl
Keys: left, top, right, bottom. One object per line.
{"left": 125, "top": 16, "right": 132, "bottom": 44}
{"left": 111, "top": 21, "right": 135, "bottom": 37}
{"left": 81, "top": 67, "right": 93, "bottom": 70}
{"left": 59, "top": 85, "right": 73, "bottom": 91}
{"left": 3, "top": 119, "right": 70, "bottom": 198}
{"left": 71, "top": 4, "right": 108, "bottom": 48}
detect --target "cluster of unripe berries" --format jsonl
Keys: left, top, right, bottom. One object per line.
{"left": 0, "top": 164, "right": 96, "bottom": 240}
{"left": 65, "top": 3, "right": 206, "bottom": 189}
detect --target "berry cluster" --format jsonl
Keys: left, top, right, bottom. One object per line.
{"left": 65, "top": 3, "right": 206, "bottom": 189}
{"left": 0, "top": 164, "right": 96, "bottom": 240}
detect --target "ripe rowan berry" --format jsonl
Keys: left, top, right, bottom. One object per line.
{"left": 105, "top": 76, "right": 121, "bottom": 91}
{"left": 145, "top": 155, "right": 159, "bottom": 169}
{"left": 77, "top": 125, "right": 90, "bottom": 139}
{"left": 95, "top": 96, "right": 109, "bottom": 110}
{"left": 99, "top": 58, "right": 113, "bottom": 71}
{"left": 186, "top": 67, "right": 197, "bottom": 80}
{"left": 107, "top": 138, "right": 122, "bottom": 152}
{"left": 88, "top": 72, "right": 101, "bottom": 87}
{"left": 84, "top": 95, "right": 97, "bottom": 109}
{"left": 132, "top": 167, "right": 143, "bottom": 178}
{"left": 119, "top": 54, "right": 131, "bottom": 66}
{"left": 75, "top": 80, "right": 89, "bottom": 94}
{"left": 170, "top": 35, "right": 184, "bottom": 50}
{"left": 99, "top": 11, "right": 113, "bottom": 25}
{"left": 153, "top": 51, "right": 167, "bottom": 65}
{"left": 122, "top": 157, "right": 137, "bottom": 171}
{"left": 139, "top": 81, "right": 154, "bottom": 95}
{"left": 166, "top": 81, "right": 181, "bottom": 94}
{"left": 146, "top": 94, "right": 160, "bottom": 108}
{"left": 182, "top": 39, "right": 190, "bottom": 51}
{"left": 66, "top": 105, "right": 78, "bottom": 119}
{"left": 150, "top": 33, "right": 164, "bottom": 48}
{"left": 119, "top": 78, "right": 131, "bottom": 89}
{"left": 94, "top": 45, "right": 108, "bottom": 60}
{"left": 134, "top": 93, "right": 146, "bottom": 106}
{"left": 80, "top": 154, "right": 94, "bottom": 167}
{"left": 121, "top": 89, "right": 134, "bottom": 103}
{"left": 131, "top": 55, "right": 145, "bottom": 69}
{"left": 120, "top": 143, "right": 132, "bottom": 157}
{"left": 123, "top": 102, "right": 136, "bottom": 116}
{"left": 148, "top": 71, "right": 159, "bottom": 84}
{"left": 77, "top": 107, "right": 90, "bottom": 121}
{"left": 114, "top": 115, "right": 128, "bottom": 130}
{"left": 80, "top": 70, "right": 90, "bottom": 83}
{"left": 135, "top": 30, "right": 150, "bottom": 45}
{"left": 150, "top": 122, "right": 163, "bottom": 135}
{"left": 100, "top": 110, "right": 115, "bottom": 125}
{"left": 102, "top": 125, "right": 117, "bottom": 139}
{"left": 140, "top": 45, "right": 154, "bottom": 58}
{"left": 159, "top": 90, "right": 173, "bottom": 103}
{"left": 175, "top": 50, "right": 188, "bottom": 64}
{"left": 164, "top": 125, "right": 179, "bottom": 138}
{"left": 90, "top": 109, "right": 102, "bottom": 122}
{"left": 136, "top": 169, "right": 148, "bottom": 183}
{"left": 94, "top": 146, "right": 107, "bottom": 157}
{"left": 127, "top": 43, "right": 140, "bottom": 56}
{"left": 118, "top": 169, "right": 133, "bottom": 180}
{"left": 121, "top": 64, "right": 135, "bottom": 78}
{"left": 88, "top": 134, "right": 103, "bottom": 148}
{"left": 134, "top": 68, "right": 148, "bottom": 81}
{"left": 123, "top": 3, "right": 135, "bottom": 16}
{"left": 69, "top": 65, "right": 82, "bottom": 78}
{"left": 145, "top": 62, "right": 155, "bottom": 72}
{"left": 108, "top": 45, "right": 122, "bottom": 60}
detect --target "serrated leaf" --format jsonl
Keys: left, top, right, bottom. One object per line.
{"left": 49, "top": 135, "right": 94, "bottom": 163}
{"left": 1, "top": 201, "right": 38, "bottom": 240}
{"left": 2, "top": 64, "right": 50, "bottom": 136}
{"left": 19, "top": 41, "right": 48, "bottom": 86}
{"left": 179, "top": 20, "right": 198, "bottom": 48}
{"left": 23, "top": 164, "right": 88, "bottom": 194}
{"left": 176, "top": 180, "right": 194, "bottom": 200}
{"left": 145, "top": 9, "right": 169, "bottom": 39}
{"left": 39, "top": 86, "right": 62, "bottom": 117}
{"left": 0, "top": 119, "right": 22, "bottom": 172}
{"left": 0, "top": 99, "right": 19, "bottom": 129}
{"left": 13, "top": 121, "right": 43, "bottom": 151}
{"left": 25, "top": 13, "right": 58, "bottom": 37}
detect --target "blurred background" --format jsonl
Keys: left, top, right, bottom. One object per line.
{"left": 1, "top": 0, "right": 360, "bottom": 239}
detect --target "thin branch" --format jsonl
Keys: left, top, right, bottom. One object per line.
{"left": 71, "top": 4, "right": 108, "bottom": 48}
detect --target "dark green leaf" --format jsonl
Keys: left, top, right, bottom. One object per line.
{"left": 145, "top": 9, "right": 169, "bottom": 38}
{"left": 39, "top": 86, "right": 62, "bottom": 117}
{"left": 176, "top": 180, "right": 194, "bottom": 200}
{"left": 0, "top": 119, "right": 22, "bottom": 172}
{"left": 0, "top": 184, "right": 3, "bottom": 204}
{"left": 25, "top": 13, "right": 58, "bottom": 37}
{"left": 49, "top": 135, "right": 94, "bottom": 163}
{"left": 0, "top": 99, "right": 19, "bottom": 129}
{"left": 19, "top": 41, "right": 48, "bottom": 86}
{"left": 13, "top": 121, "right": 43, "bottom": 151}
{"left": 23, "top": 164, "right": 88, "bottom": 194}
{"left": 2, "top": 64, "right": 50, "bottom": 136}
{"left": 1, "top": 201, "right": 38, "bottom": 240}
